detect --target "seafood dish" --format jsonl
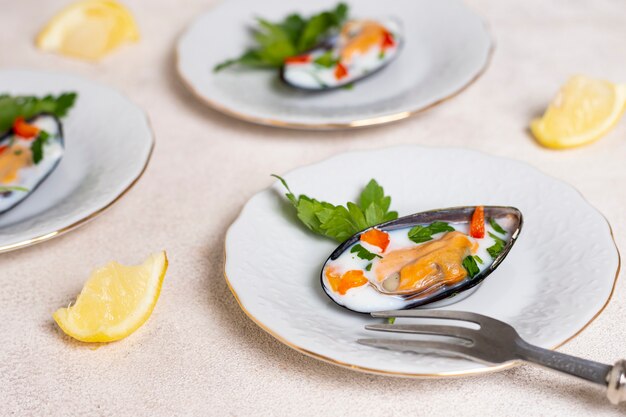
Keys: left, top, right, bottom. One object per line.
{"left": 321, "top": 206, "right": 522, "bottom": 313}
{"left": 0, "top": 93, "right": 76, "bottom": 214}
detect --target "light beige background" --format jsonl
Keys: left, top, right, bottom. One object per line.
{"left": 1, "top": 0, "right": 626, "bottom": 415}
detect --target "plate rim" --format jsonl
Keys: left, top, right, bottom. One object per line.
{"left": 175, "top": 1, "right": 495, "bottom": 130}
{"left": 0, "top": 70, "right": 155, "bottom": 254}
{"left": 223, "top": 146, "right": 621, "bottom": 377}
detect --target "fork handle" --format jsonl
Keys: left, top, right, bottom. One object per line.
{"left": 516, "top": 339, "right": 611, "bottom": 384}
{"left": 516, "top": 340, "right": 626, "bottom": 404}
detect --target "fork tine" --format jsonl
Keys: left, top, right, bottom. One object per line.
{"left": 371, "top": 309, "right": 489, "bottom": 325}
{"left": 365, "top": 323, "right": 476, "bottom": 342}
{"left": 357, "top": 338, "right": 478, "bottom": 361}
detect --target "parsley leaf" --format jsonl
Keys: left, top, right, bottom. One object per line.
{"left": 298, "top": 3, "right": 348, "bottom": 51}
{"left": 0, "top": 93, "right": 77, "bottom": 134}
{"left": 408, "top": 221, "right": 455, "bottom": 244}
{"left": 387, "top": 317, "right": 396, "bottom": 324}
{"left": 313, "top": 50, "right": 338, "bottom": 68}
{"left": 489, "top": 218, "right": 506, "bottom": 235}
{"left": 30, "top": 130, "right": 50, "bottom": 165}
{"left": 350, "top": 244, "right": 381, "bottom": 261}
{"left": 280, "top": 14, "right": 306, "bottom": 45}
{"left": 253, "top": 19, "right": 298, "bottom": 66}
{"left": 486, "top": 232, "right": 507, "bottom": 258}
{"left": 365, "top": 263, "right": 372, "bottom": 271}
{"left": 272, "top": 175, "right": 398, "bottom": 243}
{"left": 214, "top": 3, "right": 349, "bottom": 71}
{"left": 462, "top": 255, "right": 480, "bottom": 278}
{"left": 429, "top": 221, "right": 456, "bottom": 234}
{"left": 407, "top": 225, "right": 432, "bottom": 243}
{"left": 359, "top": 179, "right": 397, "bottom": 223}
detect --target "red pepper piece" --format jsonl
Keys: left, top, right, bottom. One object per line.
{"left": 334, "top": 62, "right": 348, "bottom": 80}
{"left": 360, "top": 228, "right": 390, "bottom": 252}
{"left": 338, "top": 270, "right": 368, "bottom": 295}
{"left": 12, "top": 117, "right": 40, "bottom": 139}
{"left": 381, "top": 31, "right": 395, "bottom": 49}
{"left": 0, "top": 145, "right": 7, "bottom": 155}
{"left": 470, "top": 206, "right": 485, "bottom": 238}
{"left": 284, "top": 54, "right": 311, "bottom": 64}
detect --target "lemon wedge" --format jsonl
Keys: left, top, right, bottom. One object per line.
{"left": 36, "top": 0, "right": 140, "bottom": 61}
{"left": 531, "top": 76, "right": 626, "bottom": 149}
{"left": 53, "top": 252, "right": 168, "bottom": 343}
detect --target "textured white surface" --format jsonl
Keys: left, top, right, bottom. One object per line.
{"left": 2, "top": 0, "right": 626, "bottom": 416}
{"left": 177, "top": 0, "right": 492, "bottom": 126}
{"left": 226, "top": 147, "right": 617, "bottom": 375}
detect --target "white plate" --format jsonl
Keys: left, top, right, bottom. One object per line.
{"left": 177, "top": 0, "right": 493, "bottom": 129}
{"left": 0, "top": 69, "right": 153, "bottom": 253}
{"left": 224, "top": 146, "right": 619, "bottom": 376}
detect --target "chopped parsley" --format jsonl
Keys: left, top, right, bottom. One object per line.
{"left": 0, "top": 186, "right": 29, "bottom": 193}
{"left": 313, "top": 50, "right": 338, "bottom": 68}
{"left": 487, "top": 232, "right": 506, "bottom": 259}
{"left": 365, "top": 263, "right": 372, "bottom": 271}
{"left": 462, "top": 255, "right": 480, "bottom": 278}
{"left": 489, "top": 218, "right": 506, "bottom": 235}
{"left": 350, "top": 244, "right": 381, "bottom": 261}
{"left": 387, "top": 317, "right": 396, "bottom": 324}
{"left": 408, "top": 221, "right": 455, "bottom": 244}
{"left": 30, "top": 130, "right": 50, "bottom": 164}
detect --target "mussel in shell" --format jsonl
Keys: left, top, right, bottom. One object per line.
{"left": 0, "top": 114, "right": 64, "bottom": 214}
{"left": 280, "top": 18, "right": 402, "bottom": 90}
{"left": 321, "top": 206, "right": 523, "bottom": 313}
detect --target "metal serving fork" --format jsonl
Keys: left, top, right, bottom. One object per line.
{"left": 358, "top": 310, "right": 626, "bottom": 405}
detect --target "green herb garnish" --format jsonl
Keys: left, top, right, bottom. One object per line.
{"left": 408, "top": 221, "right": 455, "bottom": 244}
{"left": 486, "top": 232, "right": 506, "bottom": 259}
{"left": 0, "top": 93, "right": 77, "bottom": 133}
{"left": 350, "top": 244, "right": 381, "bottom": 261}
{"left": 474, "top": 255, "right": 484, "bottom": 264}
{"left": 30, "top": 130, "right": 50, "bottom": 165}
{"left": 313, "top": 50, "right": 339, "bottom": 68}
{"left": 365, "top": 263, "right": 372, "bottom": 271}
{"left": 272, "top": 175, "right": 398, "bottom": 242}
{"left": 462, "top": 255, "right": 480, "bottom": 278}
{"left": 387, "top": 317, "right": 396, "bottom": 324}
{"left": 214, "top": 3, "right": 348, "bottom": 71}
{"left": 489, "top": 218, "right": 506, "bottom": 235}
{"left": 0, "top": 186, "right": 29, "bottom": 193}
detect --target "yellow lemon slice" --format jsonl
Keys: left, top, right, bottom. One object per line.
{"left": 53, "top": 251, "right": 168, "bottom": 343}
{"left": 36, "top": 0, "right": 140, "bottom": 61}
{"left": 531, "top": 76, "right": 626, "bottom": 149}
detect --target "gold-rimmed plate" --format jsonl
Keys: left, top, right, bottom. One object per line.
{"left": 177, "top": 0, "right": 493, "bottom": 130}
{"left": 224, "top": 146, "right": 619, "bottom": 376}
{"left": 0, "top": 69, "right": 154, "bottom": 253}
